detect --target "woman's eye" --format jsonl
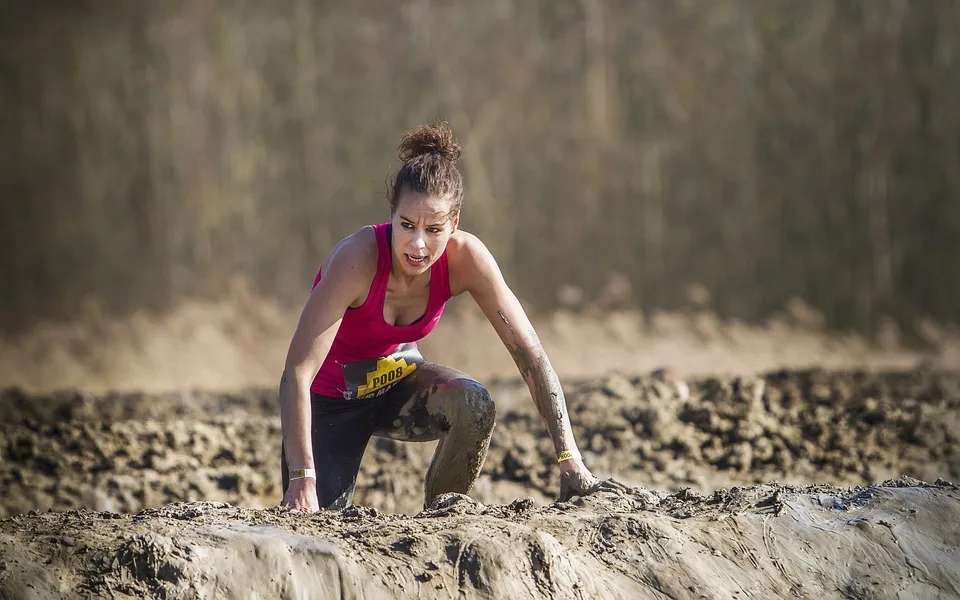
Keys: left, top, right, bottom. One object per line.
{"left": 402, "top": 222, "right": 414, "bottom": 229}
{"left": 428, "top": 228, "right": 440, "bottom": 234}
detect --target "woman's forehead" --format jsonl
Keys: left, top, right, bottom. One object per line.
{"left": 396, "top": 193, "right": 454, "bottom": 219}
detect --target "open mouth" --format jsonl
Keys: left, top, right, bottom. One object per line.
{"left": 405, "top": 254, "right": 427, "bottom": 267}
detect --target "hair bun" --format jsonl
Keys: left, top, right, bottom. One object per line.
{"left": 398, "top": 121, "right": 462, "bottom": 164}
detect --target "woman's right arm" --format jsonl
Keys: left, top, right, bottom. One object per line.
{"left": 279, "top": 232, "right": 374, "bottom": 512}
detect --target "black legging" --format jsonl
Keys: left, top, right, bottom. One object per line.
{"left": 281, "top": 363, "right": 497, "bottom": 510}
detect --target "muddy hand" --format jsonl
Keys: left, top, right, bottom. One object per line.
{"left": 590, "top": 478, "right": 633, "bottom": 496}
{"left": 558, "top": 460, "right": 602, "bottom": 502}
{"left": 559, "top": 462, "right": 636, "bottom": 502}
{"left": 281, "top": 477, "right": 320, "bottom": 513}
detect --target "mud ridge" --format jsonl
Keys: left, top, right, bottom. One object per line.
{"left": 1, "top": 479, "right": 958, "bottom": 599}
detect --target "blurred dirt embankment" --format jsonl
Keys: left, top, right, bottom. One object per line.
{"left": 1, "top": 293, "right": 958, "bottom": 395}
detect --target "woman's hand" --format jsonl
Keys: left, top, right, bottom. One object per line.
{"left": 281, "top": 478, "right": 320, "bottom": 513}
{"left": 558, "top": 458, "right": 601, "bottom": 501}
{"left": 558, "top": 459, "right": 633, "bottom": 502}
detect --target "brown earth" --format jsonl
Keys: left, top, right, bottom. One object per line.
{"left": 2, "top": 480, "right": 959, "bottom": 599}
{"left": 1, "top": 368, "right": 959, "bottom": 598}
{"left": 2, "top": 369, "right": 958, "bottom": 517}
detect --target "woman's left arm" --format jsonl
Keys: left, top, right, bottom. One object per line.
{"left": 453, "top": 234, "right": 602, "bottom": 500}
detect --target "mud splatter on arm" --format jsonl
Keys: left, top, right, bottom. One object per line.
{"left": 498, "top": 310, "right": 578, "bottom": 456}
{"left": 459, "top": 233, "right": 582, "bottom": 457}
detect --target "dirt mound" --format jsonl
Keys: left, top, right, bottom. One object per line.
{"left": 2, "top": 369, "right": 959, "bottom": 518}
{"left": 2, "top": 480, "right": 958, "bottom": 599}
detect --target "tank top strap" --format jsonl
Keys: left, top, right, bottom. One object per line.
{"left": 366, "top": 222, "right": 393, "bottom": 304}
{"left": 431, "top": 247, "right": 452, "bottom": 303}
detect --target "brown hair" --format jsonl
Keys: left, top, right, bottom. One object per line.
{"left": 389, "top": 121, "right": 464, "bottom": 218}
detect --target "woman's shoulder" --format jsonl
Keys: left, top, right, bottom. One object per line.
{"left": 319, "top": 225, "right": 380, "bottom": 280}
{"left": 447, "top": 229, "right": 494, "bottom": 264}
{"left": 445, "top": 230, "right": 502, "bottom": 295}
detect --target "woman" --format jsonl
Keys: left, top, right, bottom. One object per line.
{"left": 279, "top": 122, "right": 608, "bottom": 512}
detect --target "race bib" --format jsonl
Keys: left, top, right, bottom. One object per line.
{"left": 340, "top": 343, "right": 425, "bottom": 400}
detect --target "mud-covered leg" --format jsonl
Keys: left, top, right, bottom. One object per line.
{"left": 374, "top": 364, "right": 497, "bottom": 507}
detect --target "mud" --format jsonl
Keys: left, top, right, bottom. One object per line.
{"left": 1, "top": 368, "right": 959, "bottom": 598}
{"left": 2, "top": 480, "right": 958, "bottom": 599}
{"left": 3, "top": 369, "right": 958, "bottom": 517}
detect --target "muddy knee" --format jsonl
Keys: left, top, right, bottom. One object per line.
{"left": 445, "top": 379, "right": 496, "bottom": 437}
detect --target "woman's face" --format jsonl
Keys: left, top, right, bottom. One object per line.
{"left": 390, "top": 190, "right": 459, "bottom": 277}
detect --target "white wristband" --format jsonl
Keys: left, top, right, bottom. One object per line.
{"left": 289, "top": 468, "right": 317, "bottom": 480}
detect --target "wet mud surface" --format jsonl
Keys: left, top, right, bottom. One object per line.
{"left": 1, "top": 368, "right": 959, "bottom": 598}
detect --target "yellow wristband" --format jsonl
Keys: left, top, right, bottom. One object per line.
{"left": 557, "top": 451, "right": 578, "bottom": 463}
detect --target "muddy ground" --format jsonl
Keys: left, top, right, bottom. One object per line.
{"left": 2, "top": 368, "right": 958, "bottom": 517}
{"left": 3, "top": 480, "right": 959, "bottom": 599}
{"left": 1, "top": 368, "right": 959, "bottom": 598}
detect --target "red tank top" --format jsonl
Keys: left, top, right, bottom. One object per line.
{"left": 309, "top": 222, "right": 452, "bottom": 398}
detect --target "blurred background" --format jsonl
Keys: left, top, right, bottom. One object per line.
{"left": 2, "top": 0, "right": 959, "bottom": 393}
